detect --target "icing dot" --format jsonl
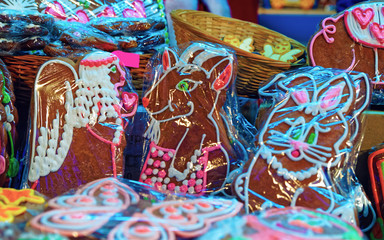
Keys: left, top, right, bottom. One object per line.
{"left": 141, "top": 173, "right": 147, "bottom": 180}
{"left": 158, "top": 170, "right": 166, "bottom": 178}
{"left": 164, "top": 178, "right": 170, "bottom": 184}
{"left": 134, "top": 225, "right": 151, "bottom": 234}
{"left": 188, "top": 187, "right": 194, "bottom": 194}
{"left": 151, "top": 150, "right": 158, "bottom": 158}
{"left": 196, "top": 179, "right": 203, "bottom": 185}
{"left": 180, "top": 185, "right": 188, "bottom": 193}
{"left": 191, "top": 155, "right": 197, "bottom": 163}
{"left": 168, "top": 183, "right": 175, "bottom": 191}
{"left": 160, "top": 161, "right": 166, "bottom": 168}
{"left": 165, "top": 206, "right": 178, "bottom": 214}
{"left": 169, "top": 214, "right": 184, "bottom": 220}
{"left": 144, "top": 179, "right": 152, "bottom": 185}
{"left": 102, "top": 191, "right": 116, "bottom": 196}
{"left": 168, "top": 151, "right": 174, "bottom": 158}
{"left": 80, "top": 197, "right": 93, "bottom": 203}
{"left": 198, "top": 202, "right": 211, "bottom": 209}
{"left": 106, "top": 198, "right": 120, "bottom": 203}
{"left": 157, "top": 177, "right": 163, "bottom": 183}
{"left": 70, "top": 213, "right": 85, "bottom": 219}
{"left": 151, "top": 177, "right": 157, "bottom": 183}
{"left": 195, "top": 184, "right": 203, "bottom": 193}
{"left": 182, "top": 180, "right": 188, "bottom": 186}
{"left": 145, "top": 168, "right": 153, "bottom": 175}
{"left": 162, "top": 154, "right": 171, "bottom": 161}
{"left": 182, "top": 203, "right": 195, "bottom": 210}
{"left": 151, "top": 147, "right": 156, "bottom": 153}
{"left": 153, "top": 169, "right": 159, "bottom": 175}
{"left": 190, "top": 173, "right": 196, "bottom": 179}
{"left": 195, "top": 165, "right": 202, "bottom": 171}
{"left": 154, "top": 182, "right": 162, "bottom": 189}
{"left": 153, "top": 160, "right": 161, "bottom": 168}
{"left": 188, "top": 179, "right": 196, "bottom": 187}
{"left": 148, "top": 158, "right": 154, "bottom": 165}
{"left": 194, "top": 150, "right": 201, "bottom": 156}
{"left": 175, "top": 186, "right": 180, "bottom": 193}
{"left": 292, "top": 150, "right": 300, "bottom": 158}
{"left": 196, "top": 170, "right": 204, "bottom": 179}
{"left": 158, "top": 150, "right": 164, "bottom": 157}
{"left": 103, "top": 184, "right": 115, "bottom": 190}
{"left": 162, "top": 184, "right": 167, "bottom": 191}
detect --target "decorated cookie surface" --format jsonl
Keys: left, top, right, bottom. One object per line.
{"left": 140, "top": 42, "right": 246, "bottom": 196}
{"left": 28, "top": 51, "right": 138, "bottom": 197}
{"left": 309, "top": 1, "right": 384, "bottom": 84}
{"left": 233, "top": 67, "right": 372, "bottom": 226}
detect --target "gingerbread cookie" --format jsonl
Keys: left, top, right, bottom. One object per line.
{"left": 309, "top": 1, "right": 384, "bottom": 85}
{"left": 27, "top": 51, "right": 139, "bottom": 197}
{"left": 89, "top": 17, "right": 166, "bottom": 36}
{"left": 55, "top": 21, "right": 118, "bottom": 52}
{"left": 140, "top": 42, "right": 245, "bottom": 196}
{"left": 233, "top": 67, "right": 371, "bottom": 220}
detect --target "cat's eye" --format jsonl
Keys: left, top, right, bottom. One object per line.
{"left": 175, "top": 79, "right": 201, "bottom": 92}
{"left": 110, "top": 65, "right": 117, "bottom": 73}
{"left": 306, "top": 132, "right": 316, "bottom": 144}
{"left": 291, "top": 129, "right": 301, "bottom": 140}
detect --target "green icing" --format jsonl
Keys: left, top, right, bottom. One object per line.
{"left": 6, "top": 130, "right": 17, "bottom": 178}
{"left": 0, "top": 70, "right": 10, "bottom": 104}
{"left": 307, "top": 132, "right": 315, "bottom": 144}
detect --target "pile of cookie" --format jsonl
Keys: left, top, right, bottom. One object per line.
{"left": 0, "top": 9, "right": 55, "bottom": 54}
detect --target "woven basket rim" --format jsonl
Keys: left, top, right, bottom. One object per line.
{"left": 170, "top": 9, "right": 305, "bottom": 66}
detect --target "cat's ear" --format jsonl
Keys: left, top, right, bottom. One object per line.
{"left": 319, "top": 81, "right": 346, "bottom": 111}
{"left": 351, "top": 73, "right": 371, "bottom": 115}
{"left": 162, "top": 48, "right": 178, "bottom": 71}
{"left": 213, "top": 63, "right": 233, "bottom": 91}
{"left": 292, "top": 89, "right": 310, "bottom": 106}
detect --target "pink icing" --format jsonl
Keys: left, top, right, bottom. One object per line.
{"left": 45, "top": 1, "right": 66, "bottom": 20}
{"left": 158, "top": 170, "right": 166, "bottom": 178}
{"left": 290, "top": 140, "right": 309, "bottom": 151}
{"left": 352, "top": 7, "right": 374, "bottom": 29}
{"left": 292, "top": 90, "right": 309, "bottom": 104}
{"left": 0, "top": 155, "right": 5, "bottom": 174}
{"left": 320, "top": 85, "right": 342, "bottom": 109}
{"left": 145, "top": 168, "right": 153, "bottom": 175}
{"left": 370, "top": 22, "right": 384, "bottom": 43}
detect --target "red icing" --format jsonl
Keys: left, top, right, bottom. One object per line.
{"left": 168, "top": 183, "right": 175, "bottom": 191}
{"left": 180, "top": 185, "right": 188, "bottom": 193}
{"left": 169, "top": 214, "right": 184, "bottom": 220}
{"left": 291, "top": 150, "right": 300, "bottom": 158}
{"left": 352, "top": 7, "right": 374, "bottom": 29}
{"left": 188, "top": 179, "right": 196, "bottom": 187}
{"left": 195, "top": 185, "right": 202, "bottom": 193}
{"left": 45, "top": 1, "right": 67, "bottom": 20}
{"left": 142, "top": 97, "right": 149, "bottom": 108}
{"left": 196, "top": 170, "right": 204, "bottom": 179}
{"left": 145, "top": 168, "right": 153, "bottom": 175}
{"left": 134, "top": 225, "right": 151, "bottom": 233}
{"left": 165, "top": 206, "right": 177, "bottom": 213}
{"left": 213, "top": 64, "right": 232, "bottom": 90}
{"left": 97, "top": 6, "right": 116, "bottom": 18}
{"left": 198, "top": 202, "right": 210, "bottom": 208}
{"left": 0, "top": 155, "right": 5, "bottom": 174}
{"left": 153, "top": 160, "right": 161, "bottom": 168}
{"left": 106, "top": 198, "right": 120, "bottom": 203}
{"left": 158, "top": 170, "right": 166, "bottom": 178}
{"left": 370, "top": 22, "right": 384, "bottom": 44}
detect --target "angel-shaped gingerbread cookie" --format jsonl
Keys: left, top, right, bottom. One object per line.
{"left": 27, "top": 51, "right": 138, "bottom": 197}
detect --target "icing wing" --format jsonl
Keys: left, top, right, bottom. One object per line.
{"left": 28, "top": 59, "right": 78, "bottom": 182}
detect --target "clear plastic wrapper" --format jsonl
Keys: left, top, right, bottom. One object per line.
{"left": 26, "top": 177, "right": 242, "bottom": 239}
{"left": 22, "top": 51, "right": 139, "bottom": 197}
{"left": 233, "top": 66, "right": 376, "bottom": 230}
{"left": 0, "top": 9, "right": 55, "bottom": 55}
{"left": 308, "top": 1, "right": 384, "bottom": 105}
{"left": 0, "top": 59, "right": 18, "bottom": 188}
{"left": 89, "top": 17, "right": 166, "bottom": 36}
{"left": 139, "top": 42, "right": 252, "bottom": 196}
{"left": 198, "top": 207, "right": 365, "bottom": 240}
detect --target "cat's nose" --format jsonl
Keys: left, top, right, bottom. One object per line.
{"left": 142, "top": 97, "right": 149, "bottom": 108}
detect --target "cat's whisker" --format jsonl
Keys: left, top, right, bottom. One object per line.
{"left": 266, "top": 140, "right": 291, "bottom": 148}
{"left": 306, "top": 145, "right": 332, "bottom": 157}
{"left": 308, "top": 144, "right": 333, "bottom": 152}
{"left": 304, "top": 149, "right": 328, "bottom": 162}
{"left": 269, "top": 130, "right": 286, "bottom": 136}
{"left": 268, "top": 135, "right": 289, "bottom": 142}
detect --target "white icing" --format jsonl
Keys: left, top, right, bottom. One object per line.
{"left": 29, "top": 52, "right": 126, "bottom": 182}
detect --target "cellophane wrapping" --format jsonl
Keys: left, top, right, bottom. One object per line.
{"left": 21, "top": 50, "right": 139, "bottom": 198}
{"left": 233, "top": 66, "right": 376, "bottom": 231}
{"left": 137, "top": 41, "right": 255, "bottom": 196}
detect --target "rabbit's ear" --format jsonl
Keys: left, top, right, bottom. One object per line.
{"left": 213, "top": 63, "right": 233, "bottom": 91}
{"left": 319, "top": 81, "right": 345, "bottom": 111}
{"left": 162, "top": 48, "right": 178, "bottom": 71}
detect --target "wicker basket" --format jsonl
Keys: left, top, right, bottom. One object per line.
{"left": 1, "top": 54, "right": 152, "bottom": 105}
{"left": 171, "top": 10, "right": 307, "bottom": 97}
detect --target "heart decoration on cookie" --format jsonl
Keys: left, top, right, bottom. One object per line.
{"left": 352, "top": 7, "right": 374, "bottom": 29}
